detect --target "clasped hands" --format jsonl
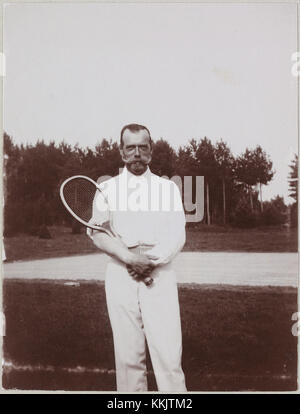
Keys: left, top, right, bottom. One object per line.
{"left": 88, "top": 224, "right": 159, "bottom": 281}
{"left": 126, "top": 252, "right": 159, "bottom": 281}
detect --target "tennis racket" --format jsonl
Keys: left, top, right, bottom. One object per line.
{"left": 60, "top": 175, "right": 153, "bottom": 286}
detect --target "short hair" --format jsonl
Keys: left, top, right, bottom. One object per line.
{"left": 120, "top": 123, "right": 152, "bottom": 148}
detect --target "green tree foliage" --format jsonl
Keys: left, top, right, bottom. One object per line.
{"left": 176, "top": 141, "right": 199, "bottom": 177}
{"left": 3, "top": 132, "right": 280, "bottom": 234}
{"left": 3, "top": 134, "right": 122, "bottom": 235}
{"left": 150, "top": 139, "right": 177, "bottom": 177}
{"left": 94, "top": 139, "right": 122, "bottom": 178}
{"left": 230, "top": 192, "right": 260, "bottom": 228}
{"left": 235, "top": 146, "right": 274, "bottom": 211}
{"left": 261, "top": 196, "right": 287, "bottom": 226}
{"left": 194, "top": 137, "right": 218, "bottom": 225}
{"left": 176, "top": 138, "right": 217, "bottom": 224}
{"left": 214, "top": 140, "right": 235, "bottom": 224}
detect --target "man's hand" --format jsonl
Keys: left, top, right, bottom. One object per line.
{"left": 127, "top": 264, "right": 154, "bottom": 280}
{"left": 126, "top": 253, "right": 156, "bottom": 274}
{"left": 125, "top": 253, "right": 159, "bottom": 280}
{"left": 89, "top": 230, "right": 159, "bottom": 281}
{"left": 126, "top": 265, "right": 148, "bottom": 280}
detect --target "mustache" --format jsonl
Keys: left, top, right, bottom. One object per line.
{"left": 129, "top": 159, "right": 146, "bottom": 164}
{"left": 123, "top": 155, "right": 151, "bottom": 164}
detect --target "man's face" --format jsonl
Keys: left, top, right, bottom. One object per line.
{"left": 120, "top": 129, "right": 152, "bottom": 175}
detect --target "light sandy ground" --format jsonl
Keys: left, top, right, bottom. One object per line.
{"left": 2, "top": 252, "right": 298, "bottom": 287}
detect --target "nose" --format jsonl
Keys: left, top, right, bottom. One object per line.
{"left": 134, "top": 146, "right": 140, "bottom": 157}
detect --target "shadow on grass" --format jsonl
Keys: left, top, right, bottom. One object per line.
{"left": 2, "top": 280, "right": 298, "bottom": 391}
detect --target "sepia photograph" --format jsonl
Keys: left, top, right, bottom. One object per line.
{"left": 1, "top": 1, "right": 299, "bottom": 393}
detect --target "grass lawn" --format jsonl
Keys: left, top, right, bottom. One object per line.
{"left": 3, "top": 225, "right": 298, "bottom": 262}
{"left": 185, "top": 225, "right": 298, "bottom": 252}
{"left": 2, "top": 279, "right": 298, "bottom": 391}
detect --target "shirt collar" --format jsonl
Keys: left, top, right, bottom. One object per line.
{"left": 121, "top": 165, "right": 152, "bottom": 180}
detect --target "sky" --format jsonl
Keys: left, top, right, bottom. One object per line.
{"left": 3, "top": 2, "right": 298, "bottom": 203}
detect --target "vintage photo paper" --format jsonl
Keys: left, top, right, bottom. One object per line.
{"left": 0, "top": 1, "right": 299, "bottom": 394}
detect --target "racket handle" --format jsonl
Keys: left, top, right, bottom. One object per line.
{"left": 144, "top": 276, "right": 153, "bottom": 286}
{"left": 126, "top": 265, "right": 153, "bottom": 286}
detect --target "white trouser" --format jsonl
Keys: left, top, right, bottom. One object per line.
{"left": 105, "top": 258, "right": 187, "bottom": 392}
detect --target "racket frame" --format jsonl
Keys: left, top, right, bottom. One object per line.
{"left": 60, "top": 175, "right": 154, "bottom": 286}
{"left": 60, "top": 175, "right": 115, "bottom": 237}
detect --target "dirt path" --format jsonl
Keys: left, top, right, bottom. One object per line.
{"left": 2, "top": 252, "right": 298, "bottom": 287}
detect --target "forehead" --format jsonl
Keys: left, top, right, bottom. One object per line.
{"left": 122, "top": 129, "right": 151, "bottom": 147}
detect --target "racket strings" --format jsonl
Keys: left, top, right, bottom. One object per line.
{"left": 62, "top": 178, "right": 97, "bottom": 223}
{"left": 61, "top": 176, "right": 153, "bottom": 285}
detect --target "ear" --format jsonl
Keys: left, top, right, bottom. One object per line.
{"left": 146, "top": 147, "right": 153, "bottom": 165}
{"left": 120, "top": 148, "right": 126, "bottom": 162}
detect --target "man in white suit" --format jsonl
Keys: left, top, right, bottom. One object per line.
{"left": 89, "top": 123, "right": 186, "bottom": 392}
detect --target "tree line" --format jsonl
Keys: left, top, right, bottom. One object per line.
{"left": 3, "top": 132, "right": 296, "bottom": 236}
